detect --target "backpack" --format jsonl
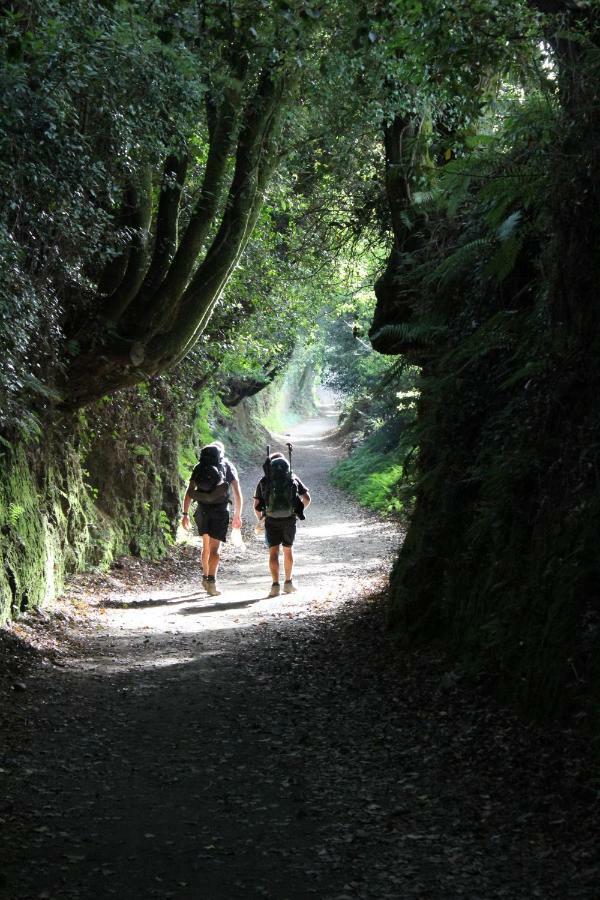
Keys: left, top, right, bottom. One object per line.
{"left": 264, "top": 457, "right": 297, "bottom": 519}
{"left": 192, "top": 445, "right": 230, "bottom": 505}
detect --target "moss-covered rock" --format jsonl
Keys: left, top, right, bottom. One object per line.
{"left": 0, "top": 446, "right": 49, "bottom": 620}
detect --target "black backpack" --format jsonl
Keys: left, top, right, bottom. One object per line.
{"left": 192, "top": 445, "right": 229, "bottom": 505}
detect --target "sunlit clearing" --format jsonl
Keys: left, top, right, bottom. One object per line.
{"left": 305, "top": 520, "right": 391, "bottom": 538}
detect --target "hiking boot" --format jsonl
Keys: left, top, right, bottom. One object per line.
{"left": 202, "top": 574, "right": 209, "bottom": 589}
{"left": 268, "top": 582, "right": 281, "bottom": 598}
{"left": 283, "top": 580, "right": 297, "bottom": 594}
{"left": 205, "top": 578, "right": 221, "bottom": 597}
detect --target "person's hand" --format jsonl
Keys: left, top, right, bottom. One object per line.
{"left": 181, "top": 513, "right": 190, "bottom": 530}
{"left": 232, "top": 514, "right": 242, "bottom": 529}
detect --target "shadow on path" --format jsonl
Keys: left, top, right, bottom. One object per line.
{"left": 178, "top": 597, "right": 266, "bottom": 615}
{"left": 101, "top": 590, "right": 208, "bottom": 609}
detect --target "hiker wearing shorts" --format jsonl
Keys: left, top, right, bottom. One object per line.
{"left": 181, "top": 441, "right": 242, "bottom": 596}
{"left": 253, "top": 450, "right": 310, "bottom": 598}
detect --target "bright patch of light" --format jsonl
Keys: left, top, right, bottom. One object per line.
{"left": 304, "top": 520, "right": 393, "bottom": 539}
{"left": 540, "top": 41, "right": 557, "bottom": 79}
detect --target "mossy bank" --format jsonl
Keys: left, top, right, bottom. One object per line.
{"left": 0, "top": 384, "right": 184, "bottom": 624}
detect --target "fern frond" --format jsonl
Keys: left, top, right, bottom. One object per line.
{"left": 499, "top": 359, "right": 547, "bottom": 390}
{"left": 427, "top": 237, "right": 491, "bottom": 289}
{"left": 21, "top": 374, "right": 63, "bottom": 403}
{"left": 485, "top": 233, "right": 524, "bottom": 283}
{"left": 413, "top": 189, "right": 441, "bottom": 207}
{"left": 497, "top": 210, "right": 522, "bottom": 242}
{"left": 370, "top": 321, "right": 446, "bottom": 349}
{"left": 376, "top": 357, "right": 421, "bottom": 391}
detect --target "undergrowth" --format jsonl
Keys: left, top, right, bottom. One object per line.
{"left": 332, "top": 438, "right": 414, "bottom": 517}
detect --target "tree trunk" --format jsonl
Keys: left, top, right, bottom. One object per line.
{"left": 369, "top": 113, "right": 430, "bottom": 359}
{"left": 550, "top": 9, "right": 600, "bottom": 340}
{"left": 62, "top": 67, "right": 293, "bottom": 409}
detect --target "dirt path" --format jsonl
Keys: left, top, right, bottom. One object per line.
{"left": 1, "top": 409, "right": 599, "bottom": 900}
{"left": 84, "top": 404, "right": 399, "bottom": 647}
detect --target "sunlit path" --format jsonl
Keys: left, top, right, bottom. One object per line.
{"left": 77, "top": 404, "right": 400, "bottom": 663}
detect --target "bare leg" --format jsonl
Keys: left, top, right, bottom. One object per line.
{"left": 283, "top": 545, "right": 294, "bottom": 582}
{"left": 201, "top": 534, "right": 211, "bottom": 577}
{"left": 208, "top": 538, "right": 221, "bottom": 578}
{"left": 269, "top": 545, "right": 280, "bottom": 583}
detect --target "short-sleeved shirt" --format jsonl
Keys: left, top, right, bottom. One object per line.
{"left": 254, "top": 474, "right": 308, "bottom": 512}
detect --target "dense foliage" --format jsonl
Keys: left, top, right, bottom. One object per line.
{"left": 0, "top": 0, "right": 351, "bottom": 416}
{"left": 365, "top": 1, "right": 600, "bottom": 729}
{"left": 2, "top": 0, "right": 600, "bottom": 735}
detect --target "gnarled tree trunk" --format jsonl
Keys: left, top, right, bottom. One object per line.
{"left": 63, "top": 67, "right": 294, "bottom": 408}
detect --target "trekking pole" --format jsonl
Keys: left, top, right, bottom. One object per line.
{"left": 286, "top": 441, "right": 301, "bottom": 519}
{"left": 264, "top": 444, "right": 271, "bottom": 515}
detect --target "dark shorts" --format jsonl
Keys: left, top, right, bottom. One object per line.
{"left": 194, "top": 503, "right": 230, "bottom": 542}
{"left": 265, "top": 515, "right": 296, "bottom": 548}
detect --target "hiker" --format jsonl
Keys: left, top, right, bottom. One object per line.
{"left": 181, "top": 441, "right": 242, "bottom": 596}
{"left": 253, "top": 446, "right": 311, "bottom": 598}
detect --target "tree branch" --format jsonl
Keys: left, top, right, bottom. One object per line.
{"left": 144, "top": 70, "right": 288, "bottom": 370}
{"left": 137, "top": 153, "right": 189, "bottom": 299}
{"left": 102, "top": 164, "right": 153, "bottom": 322}
{"left": 120, "top": 78, "right": 245, "bottom": 336}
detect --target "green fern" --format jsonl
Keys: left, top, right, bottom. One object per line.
{"left": 499, "top": 358, "right": 547, "bottom": 390}
{"left": 428, "top": 237, "right": 491, "bottom": 289}
{"left": 370, "top": 320, "right": 446, "bottom": 349}
{"left": 497, "top": 210, "right": 522, "bottom": 241}
{"left": 485, "top": 233, "right": 524, "bottom": 283}
{"left": 21, "top": 373, "right": 63, "bottom": 403}
{"left": 8, "top": 503, "right": 25, "bottom": 526}
{"left": 413, "top": 188, "right": 441, "bottom": 207}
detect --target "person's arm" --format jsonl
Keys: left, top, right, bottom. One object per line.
{"left": 231, "top": 479, "right": 243, "bottom": 529}
{"left": 296, "top": 477, "right": 311, "bottom": 509}
{"left": 181, "top": 481, "right": 194, "bottom": 529}
{"left": 253, "top": 481, "right": 265, "bottom": 519}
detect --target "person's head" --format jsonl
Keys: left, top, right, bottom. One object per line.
{"left": 202, "top": 440, "right": 224, "bottom": 453}
{"left": 263, "top": 450, "right": 288, "bottom": 476}
{"left": 200, "top": 441, "right": 225, "bottom": 462}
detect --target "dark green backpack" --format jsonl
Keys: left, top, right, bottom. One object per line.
{"left": 265, "top": 456, "right": 296, "bottom": 519}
